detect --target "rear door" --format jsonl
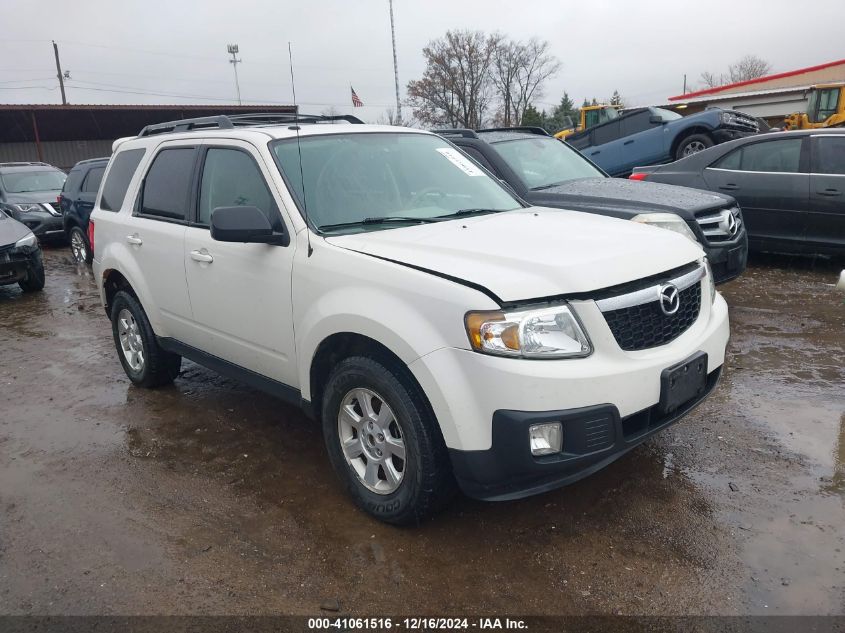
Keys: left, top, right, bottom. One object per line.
{"left": 617, "top": 110, "right": 663, "bottom": 173}
{"left": 182, "top": 141, "right": 298, "bottom": 387}
{"left": 703, "top": 136, "right": 809, "bottom": 251}
{"left": 583, "top": 120, "right": 624, "bottom": 175}
{"left": 121, "top": 144, "right": 196, "bottom": 341}
{"left": 807, "top": 134, "right": 845, "bottom": 254}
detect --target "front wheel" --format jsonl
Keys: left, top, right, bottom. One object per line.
{"left": 321, "top": 356, "right": 455, "bottom": 525}
{"left": 675, "top": 133, "right": 714, "bottom": 160}
{"left": 18, "top": 255, "right": 45, "bottom": 292}
{"left": 110, "top": 291, "right": 181, "bottom": 388}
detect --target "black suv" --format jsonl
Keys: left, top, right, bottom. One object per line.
{"left": 0, "top": 162, "right": 67, "bottom": 241}
{"left": 59, "top": 157, "right": 108, "bottom": 264}
{"left": 436, "top": 127, "right": 748, "bottom": 284}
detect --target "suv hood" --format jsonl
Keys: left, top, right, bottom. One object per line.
{"left": 523, "top": 177, "right": 733, "bottom": 220}
{"left": 325, "top": 207, "right": 703, "bottom": 303}
{"left": 0, "top": 210, "right": 34, "bottom": 247}
{"left": 4, "top": 191, "right": 62, "bottom": 205}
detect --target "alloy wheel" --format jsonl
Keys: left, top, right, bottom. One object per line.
{"left": 337, "top": 387, "right": 406, "bottom": 494}
{"left": 683, "top": 141, "right": 707, "bottom": 156}
{"left": 117, "top": 308, "right": 145, "bottom": 372}
{"left": 70, "top": 231, "right": 87, "bottom": 264}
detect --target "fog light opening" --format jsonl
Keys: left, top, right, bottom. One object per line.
{"left": 529, "top": 422, "right": 563, "bottom": 456}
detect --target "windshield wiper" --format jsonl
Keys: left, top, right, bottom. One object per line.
{"left": 530, "top": 181, "right": 571, "bottom": 191}
{"left": 434, "top": 208, "right": 509, "bottom": 219}
{"left": 319, "top": 216, "right": 442, "bottom": 231}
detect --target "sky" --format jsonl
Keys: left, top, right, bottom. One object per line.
{"left": 2, "top": 0, "right": 843, "bottom": 123}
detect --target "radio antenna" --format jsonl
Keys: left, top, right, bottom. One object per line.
{"left": 288, "top": 41, "right": 312, "bottom": 256}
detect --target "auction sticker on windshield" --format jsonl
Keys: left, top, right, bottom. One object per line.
{"left": 436, "top": 147, "right": 484, "bottom": 176}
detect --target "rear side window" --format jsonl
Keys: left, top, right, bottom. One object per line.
{"left": 101, "top": 149, "right": 146, "bottom": 211}
{"left": 82, "top": 166, "right": 106, "bottom": 193}
{"left": 714, "top": 139, "right": 802, "bottom": 173}
{"left": 198, "top": 148, "right": 275, "bottom": 226}
{"left": 592, "top": 121, "right": 620, "bottom": 146}
{"left": 140, "top": 148, "right": 196, "bottom": 221}
{"left": 62, "top": 167, "right": 85, "bottom": 194}
{"left": 814, "top": 136, "right": 845, "bottom": 175}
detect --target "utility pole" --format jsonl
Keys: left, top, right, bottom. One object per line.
{"left": 227, "top": 44, "right": 242, "bottom": 105}
{"left": 52, "top": 40, "right": 67, "bottom": 105}
{"left": 683, "top": 74, "right": 687, "bottom": 95}
{"left": 388, "top": 0, "right": 402, "bottom": 124}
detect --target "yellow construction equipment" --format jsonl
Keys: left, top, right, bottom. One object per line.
{"left": 784, "top": 83, "right": 845, "bottom": 130}
{"left": 554, "top": 104, "right": 621, "bottom": 139}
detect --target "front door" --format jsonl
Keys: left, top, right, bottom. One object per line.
{"left": 703, "top": 137, "right": 809, "bottom": 251}
{"left": 182, "top": 142, "right": 298, "bottom": 387}
{"left": 807, "top": 134, "right": 845, "bottom": 254}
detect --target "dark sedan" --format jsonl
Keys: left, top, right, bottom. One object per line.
{"left": 631, "top": 129, "right": 845, "bottom": 256}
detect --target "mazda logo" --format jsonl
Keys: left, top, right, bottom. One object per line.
{"left": 658, "top": 283, "right": 680, "bottom": 316}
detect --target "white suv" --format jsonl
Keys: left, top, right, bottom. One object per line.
{"left": 91, "top": 113, "right": 729, "bottom": 524}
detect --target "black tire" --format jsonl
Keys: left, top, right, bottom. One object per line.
{"left": 69, "top": 225, "right": 92, "bottom": 265}
{"left": 18, "top": 253, "right": 45, "bottom": 292}
{"left": 321, "top": 356, "right": 455, "bottom": 525}
{"left": 110, "top": 290, "right": 181, "bottom": 388}
{"left": 675, "top": 133, "right": 714, "bottom": 160}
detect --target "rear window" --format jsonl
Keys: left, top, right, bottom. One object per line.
{"left": 101, "top": 149, "right": 145, "bottom": 211}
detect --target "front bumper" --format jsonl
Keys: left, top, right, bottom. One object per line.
{"left": 13, "top": 209, "right": 64, "bottom": 240}
{"left": 703, "top": 228, "right": 748, "bottom": 284}
{"left": 449, "top": 365, "right": 720, "bottom": 500}
{"left": 0, "top": 245, "right": 42, "bottom": 286}
{"left": 712, "top": 128, "right": 757, "bottom": 144}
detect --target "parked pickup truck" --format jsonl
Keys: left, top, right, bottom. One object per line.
{"left": 567, "top": 107, "right": 759, "bottom": 177}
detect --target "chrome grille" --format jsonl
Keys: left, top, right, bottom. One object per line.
{"left": 596, "top": 264, "right": 705, "bottom": 351}
{"left": 695, "top": 207, "right": 741, "bottom": 244}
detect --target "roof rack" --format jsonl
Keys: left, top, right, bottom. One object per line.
{"left": 431, "top": 128, "right": 479, "bottom": 139}
{"left": 0, "top": 161, "right": 52, "bottom": 167}
{"left": 476, "top": 126, "right": 550, "bottom": 137}
{"left": 138, "top": 112, "right": 365, "bottom": 138}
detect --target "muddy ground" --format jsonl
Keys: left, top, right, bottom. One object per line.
{"left": 0, "top": 246, "right": 843, "bottom": 617}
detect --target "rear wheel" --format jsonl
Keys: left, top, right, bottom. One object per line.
{"left": 321, "top": 356, "right": 455, "bottom": 525}
{"left": 110, "top": 291, "right": 181, "bottom": 387}
{"left": 675, "top": 134, "right": 714, "bottom": 160}
{"left": 69, "top": 226, "right": 91, "bottom": 265}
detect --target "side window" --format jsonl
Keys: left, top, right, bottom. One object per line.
{"left": 140, "top": 148, "right": 196, "bottom": 221}
{"left": 620, "top": 111, "right": 651, "bottom": 136}
{"left": 583, "top": 109, "right": 599, "bottom": 129}
{"left": 713, "top": 148, "right": 742, "bottom": 170}
{"left": 811, "top": 88, "right": 840, "bottom": 124}
{"left": 739, "top": 139, "right": 803, "bottom": 173}
{"left": 101, "top": 148, "right": 146, "bottom": 211}
{"left": 457, "top": 146, "right": 497, "bottom": 174}
{"left": 62, "top": 167, "right": 85, "bottom": 194}
{"left": 592, "top": 121, "right": 621, "bottom": 146}
{"left": 198, "top": 148, "right": 276, "bottom": 226}
{"left": 814, "top": 136, "right": 845, "bottom": 175}
{"left": 81, "top": 166, "right": 106, "bottom": 193}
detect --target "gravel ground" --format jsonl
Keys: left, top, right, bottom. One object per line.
{"left": 0, "top": 246, "right": 843, "bottom": 616}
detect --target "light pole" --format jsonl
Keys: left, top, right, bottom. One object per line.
{"left": 388, "top": 0, "right": 401, "bottom": 124}
{"left": 227, "top": 44, "right": 242, "bottom": 105}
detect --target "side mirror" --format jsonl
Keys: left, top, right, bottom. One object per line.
{"left": 210, "top": 206, "right": 288, "bottom": 245}
{"left": 649, "top": 115, "right": 666, "bottom": 125}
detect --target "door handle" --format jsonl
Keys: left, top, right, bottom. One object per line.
{"left": 719, "top": 184, "right": 739, "bottom": 191}
{"left": 190, "top": 249, "right": 213, "bottom": 263}
{"left": 125, "top": 234, "right": 143, "bottom": 245}
{"left": 590, "top": 150, "right": 600, "bottom": 156}
{"left": 623, "top": 140, "right": 634, "bottom": 145}
{"left": 818, "top": 188, "right": 842, "bottom": 197}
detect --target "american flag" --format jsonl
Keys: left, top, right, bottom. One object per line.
{"left": 350, "top": 86, "right": 363, "bottom": 107}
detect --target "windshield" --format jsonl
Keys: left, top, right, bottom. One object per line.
{"left": 271, "top": 132, "right": 521, "bottom": 233}
{"left": 493, "top": 137, "right": 604, "bottom": 189}
{"left": 0, "top": 170, "right": 66, "bottom": 193}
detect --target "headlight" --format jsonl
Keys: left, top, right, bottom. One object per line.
{"left": 721, "top": 111, "right": 740, "bottom": 126}
{"left": 632, "top": 212, "right": 699, "bottom": 244}
{"left": 14, "top": 232, "right": 38, "bottom": 249}
{"left": 465, "top": 304, "right": 591, "bottom": 359}
{"left": 704, "top": 258, "right": 716, "bottom": 304}
{"left": 12, "top": 203, "right": 43, "bottom": 214}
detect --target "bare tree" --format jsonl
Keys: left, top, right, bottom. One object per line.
{"left": 377, "top": 107, "right": 402, "bottom": 126}
{"left": 407, "top": 30, "right": 501, "bottom": 128}
{"left": 509, "top": 38, "right": 561, "bottom": 126}
{"left": 699, "top": 55, "right": 771, "bottom": 89}
{"left": 728, "top": 54, "right": 772, "bottom": 83}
